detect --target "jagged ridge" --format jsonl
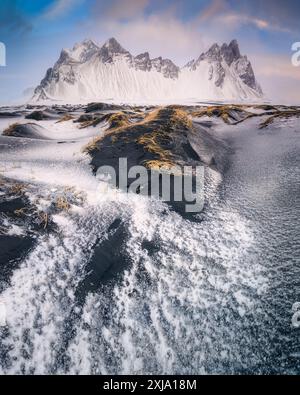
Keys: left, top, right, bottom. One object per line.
{"left": 33, "top": 37, "right": 263, "bottom": 103}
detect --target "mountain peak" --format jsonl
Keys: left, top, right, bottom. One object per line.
{"left": 58, "top": 39, "right": 100, "bottom": 63}
{"left": 57, "top": 48, "right": 71, "bottom": 65}
{"left": 103, "top": 37, "right": 128, "bottom": 54}
{"left": 135, "top": 52, "right": 150, "bottom": 60}
{"left": 202, "top": 43, "right": 221, "bottom": 62}
{"left": 98, "top": 37, "right": 130, "bottom": 63}
{"left": 228, "top": 39, "right": 241, "bottom": 59}
{"left": 74, "top": 39, "right": 98, "bottom": 48}
{"left": 229, "top": 39, "right": 240, "bottom": 51}
{"left": 220, "top": 39, "right": 241, "bottom": 66}
{"left": 209, "top": 43, "right": 221, "bottom": 51}
{"left": 134, "top": 52, "right": 151, "bottom": 72}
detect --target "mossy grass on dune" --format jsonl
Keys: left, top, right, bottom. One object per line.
{"left": 83, "top": 136, "right": 104, "bottom": 154}
{"left": 169, "top": 108, "right": 193, "bottom": 129}
{"left": 191, "top": 105, "right": 250, "bottom": 124}
{"left": 79, "top": 110, "right": 131, "bottom": 129}
{"left": 137, "top": 129, "right": 173, "bottom": 165}
{"left": 259, "top": 109, "right": 300, "bottom": 129}
{"left": 106, "top": 112, "right": 131, "bottom": 130}
{"left": 142, "top": 159, "right": 177, "bottom": 171}
{"left": 56, "top": 114, "right": 74, "bottom": 123}
{"left": 82, "top": 108, "right": 161, "bottom": 153}
{"left": 188, "top": 104, "right": 300, "bottom": 127}
{"left": 78, "top": 114, "right": 108, "bottom": 129}
{"left": 85, "top": 106, "right": 196, "bottom": 171}
{"left": 3, "top": 122, "right": 20, "bottom": 136}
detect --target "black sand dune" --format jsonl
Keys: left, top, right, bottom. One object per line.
{"left": 25, "top": 110, "right": 59, "bottom": 121}
{"left": 88, "top": 107, "right": 230, "bottom": 173}
{"left": 2, "top": 123, "right": 50, "bottom": 140}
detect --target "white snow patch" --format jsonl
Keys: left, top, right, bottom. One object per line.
{"left": 0, "top": 300, "right": 6, "bottom": 327}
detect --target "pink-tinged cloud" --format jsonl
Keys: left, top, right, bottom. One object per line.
{"left": 43, "top": 0, "right": 83, "bottom": 19}
{"left": 97, "top": 12, "right": 205, "bottom": 65}
{"left": 256, "top": 54, "right": 300, "bottom": 81}
{"left": 217, "top": 13, "right": 291, "bottom": 33}
{"left": 252, "top": 53, "right": 300, "bottom": 103}
{"left": 198, "top": 0, "right": 228, "bottom": 22}
{"left": 93, "top": 0, "right": 150, "bottom": 21}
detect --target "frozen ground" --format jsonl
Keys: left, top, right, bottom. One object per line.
{"left": 0, "top": 103, "right": 299, "bottom": 374}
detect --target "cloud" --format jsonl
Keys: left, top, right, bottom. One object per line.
{"left": 179, "top": 0, "right": 298, "bottom": 37}
{"left": 94, "top": 0, "right": 150, "bottom": 21}
{"left": 89, "top": 11, "right": 205, "bottom": 64}
{"left": 43, "top": 0, "right": 83, "bottom": 19}
{"left": 255, "top": 54, "right": 300, "bottom": 81}
{"left": 192, "top": 0, "right": 293, "bottom": 34}
{"left": 86, "top": 0, "right": 291, "bottom": 66}
{"left": 216, "top": 12, "right": 291, "bottom": 33}
{"left": 250, "top": 52, "right": 300, "bottom": 103}
{"left": 198, "top": 0, "right": 227, "bottom": 22}
{"left": 247, "top": 0, "right": 300, "bottom": 32}
{"left": 204, "top": 0, "right": 300, "bottom": 34}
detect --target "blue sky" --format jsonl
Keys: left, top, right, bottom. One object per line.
{"left": 0, "top": 0, "right": 300, "bottom": 103}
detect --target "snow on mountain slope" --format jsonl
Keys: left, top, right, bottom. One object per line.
{"left": 33, "top": 38, "right": 263, "bottom": 103}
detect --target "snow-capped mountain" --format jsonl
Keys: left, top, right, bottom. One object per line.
{"left": 33, "top": 37, "right": 263, "bottom": 103}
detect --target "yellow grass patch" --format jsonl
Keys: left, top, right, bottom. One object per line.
{"left": 107, "top": 112, "right": 131, "bottom": 130}
{"left": 137, "top": 129, "right": 172, "bottom": 160}
{"left": 169, "top": 108, "right": 193, "bottom": 129}
{"left": 14, "top": 208, "right": 26, "bottom": 217}
{"left": 56, "top": 114, "right": 74, "bottom": 123}
{"left": 83, "top": 107, "right": 192, "bottom": 154}
{"left": 55, "top": 196, "right": 71, "bottom": 211}
{"left": 259, "top": 110, "right": 300, "bottom": 129}
{"left": 83, "top": 136, "right": 103, "bottom": 154}
{"left": 143, "top": 159, "right": 177, "bottom": 171}
{"left": 191, "top": 105, "right": 246, "bottom": 124}
{"left": 3, "top": 123, "right": 19, "bottom": 136}
{"left": 10, "top": 183, "right": 25, "bottom": 195}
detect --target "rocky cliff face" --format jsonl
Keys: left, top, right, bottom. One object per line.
{"left": 184, "top": 39, "right": 262, "bottom": 93}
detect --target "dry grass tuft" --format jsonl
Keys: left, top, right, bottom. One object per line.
{"left": 39, "top": 212, "right": 49, "bottom": 229}
{"left": 83, "top": 107, "right": 192, "bottom": 158}
{"left": 83, "top": 136, "right": 103, "bottom": 154}
{"left": 259, "top": 110, "right": 300, "bottom": 129}
{"left": 191, "top": 105, "right": 246, "bottom": 124}
{"left": 3, "top": 123, "right": 19, "bottom": 136}
{"left": 56, "top": 114, "right": 74, "bottom": 123}
{"left": 10, "top": 183, "right": 25, "bottom": 195}
{"left": 79, "top": 116, "right": 106, "bottom": 129}
{"left": 142, "top": 159, "right": 176, "bottom": 171}
{"left": 169, "top": 108, "right": 193, "bottom": 129}
{"left": 107, "top": 112, "right": 131, "bottom": 130}
{"left": 137, "top": 129, "right": 172, "bottom": 161}
{"left": 14, "top": 208, "right": 26, "bottom": 217}
{"left": 55, "top": 196, "right": 71, "bottom": 211}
